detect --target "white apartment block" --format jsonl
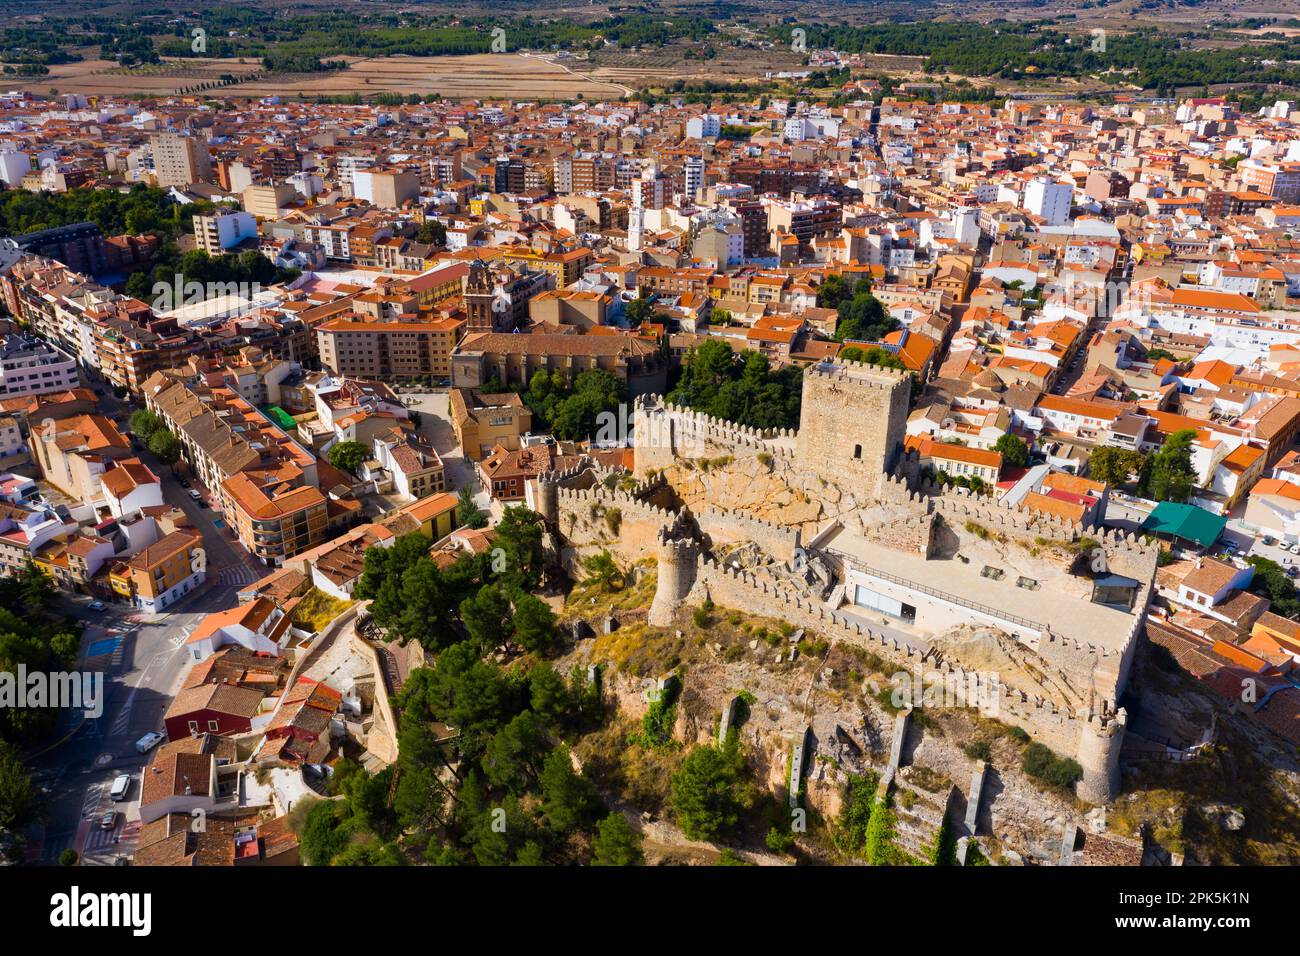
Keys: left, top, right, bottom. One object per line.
{"left": 0, "top": 335, "right": 79, "bottom": 397}
{"left": 1024, "top": 178, "right": 1073, "bottom": 226}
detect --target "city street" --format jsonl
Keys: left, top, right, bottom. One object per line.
{"left": 27, "top": 595, "right": 205, "bottom": 865}
{"left": 403, "top": 388, "right": 491, "bottom": 510}
{"left": 25, "top": 392, "right": 267, "bottom": 864}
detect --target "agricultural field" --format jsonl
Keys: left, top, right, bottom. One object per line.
{"left": 224, "top": 54, "right": 637, "bottom": 100}
{"left": 3, "top": 53, "right": 263, "bottom": 97}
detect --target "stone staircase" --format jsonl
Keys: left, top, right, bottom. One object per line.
{"left": 889, "top": 779, "right": 954, "bottom": 862}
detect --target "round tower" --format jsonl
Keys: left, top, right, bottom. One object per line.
{"left": 536, "top": 472, "right": 559, "bottom": 530}
{"left": 1075, "top": 707, "right": 1126, "bottom": 805}
{"left": 649, "top": 533, "right": 699, "bottom": 627}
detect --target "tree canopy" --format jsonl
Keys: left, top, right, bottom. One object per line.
{"left": 327, "top": 440, "right": 369, "bottom": 475}
{"left": 993, "top": 433, "right": 1030, "bottom": 469}
{"left": 667, "top": 339, "right": 802, "bottom": 430}
{"left": 1139, "top": 428, "right": 1197, "bottom": 503}
{"left": 835, "top": 286, "right": 898, "bottom": 343}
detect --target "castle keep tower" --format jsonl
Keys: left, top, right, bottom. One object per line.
{"left": 649, "top": 532, "right": 699, "bottom": 627}
{"left": 795, "top": 361, "right": 911, "bottom": 493}
{"left": 1075, "top": 708, "right": 1126, "bottom": 805}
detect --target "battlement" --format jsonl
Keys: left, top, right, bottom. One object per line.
{"left": 538, "top": 459, "right": 594, "bottom": 489}
{"left": 688, "top": 551, "right": 1127, "bottom": 799}
{"left": 656, "top": 531, "right": 700, "bottom": 560}
{"left": 555, "top": 483, "right": 678, "bottom": 523}
{"left": 697, "top": 504, "right": 802, "bottom": 560}
{"left": 804, "top": 358, "right": 913, "bottom": 388}
{"left": 694, "top": 552, "right": 1115, "bottom": 718}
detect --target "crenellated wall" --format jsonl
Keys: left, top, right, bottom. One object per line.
{"left": 696, "top": 504, "right": 802, "bottom": 562}
{"left": 682, "top": 553, "right": 1127, "bottom": 802}
{"left": 633, "top": 394, "right": 796, "bottom": 475}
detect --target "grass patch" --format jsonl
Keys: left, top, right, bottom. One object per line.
{"left": 1022, "top": 742, "right": 1083, "bottom": 792}
{"left": 289, "top": 587, "right": 355, "bottom": 632}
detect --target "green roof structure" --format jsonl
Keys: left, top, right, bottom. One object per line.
{"left": 261, "top": 405, "right": 297, "bottom": 431}
{"left": 1139, "top": 501, "right": 1226, "bottom": 548}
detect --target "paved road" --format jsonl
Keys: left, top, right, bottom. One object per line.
{"left": 27, "top": 594, "right": 205, "bottom": 865}
{"left": 403, "top": 389, "right": 490, "bottom": 510}
{"left": 26, "top": 402, "right": 265, "bottom": 864}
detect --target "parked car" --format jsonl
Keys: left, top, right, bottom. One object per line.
{"left": 87, "top": 600, "right": 105, "bottom": 612}
{"left": 1263, "top": 536, "right": 1276, "bottom": 547}
{"left": 135, "top": 731, "right": 163, "bottom": 754}
{"left": 188, "top": 489, "right": 202, "bottom": 501}
{"left": 110, "top": 773, "right": 131, "bottom": 802}
{"left": 1288, "top": 567, "right": 1299, "bottom": 578}
{"left": 177, "top": 477, "right": 190, "bottom": 489}
{"left": 100, "top": 810, "right": 117, "bottom": 831}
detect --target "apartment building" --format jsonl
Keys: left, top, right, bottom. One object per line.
{"left": 371, "top": 428, "right": 445, "bottom": 500}
{"left": 0, "top": 334, "right": 79, "bottom": 397}
{"left": 150, "top": 132, "right": 212, "bottom": 188}
{"left": 193, "top": 209, "right": 258, "bottom": 255}
{"left": 28, "top": 413, "right": 131, "bottom": 503}
{"left": 144, "top": 372, "right": 319, "bottom": 494}
{"left": 111, "top": 528, "right": 206, "bottom": 613}
{"left": 220, "top": 469, "right": 331, "bottom": 567}
{"left": 242, "top": 183, "right": 297, "bottom": 220}
{"left": 352, "top": 168, "right": 420, "bottom": 209}
{"left": 316, "top": 314, "right": 466, "bottom": 381}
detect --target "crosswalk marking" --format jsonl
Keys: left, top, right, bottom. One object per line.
{"left": 215, "top": 564, "right": 261, "bottom": 587}
{"left": 110, "top": 704, "right": 132, "bottom": 737}
{"left": 79, "top": 783, "right": 104, "bottom": 820}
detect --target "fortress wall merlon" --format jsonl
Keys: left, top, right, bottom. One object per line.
{"left": 687, "top": 549, "right": 1125, "bottom": 799}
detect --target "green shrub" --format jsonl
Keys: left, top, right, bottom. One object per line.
{"left": 963, "top": 740, "right": 992, "bottom": 762}
{"left": 1022, "top": 742, "right": 1082, "bottom": 790}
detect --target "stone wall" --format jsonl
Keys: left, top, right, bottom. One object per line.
{"left": 684, "top": 554, "right": 1126, "bottom": 803}
{"left": 632, "top": 394, "right": 796, "bottom": 475}
{"left": 554, "top": 482, "right": 677, "bottom": 567}
{"left": 696, "top": 504, "right": 802, "bottom": 562}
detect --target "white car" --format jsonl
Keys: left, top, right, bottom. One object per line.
{"left": 188, "top": 489, "right": 202, "bottom": 501}
{"left": 110, "top": 773, "right": 131, "bottom": 801}
{"left": 135, "top": 731, "right": 164, "bottom": 754}
{"left": 87, "top": 600, "right": 105, "bottom": 612}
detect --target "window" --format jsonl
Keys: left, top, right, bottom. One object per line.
{"left": 208, "top": 720, "right": 220, "bottom": 731}
{"left": 854, "top": 444, "right": 862, "bottom": 459}
{"left": 188, "top": 720, "right": 199, "bottom": 734}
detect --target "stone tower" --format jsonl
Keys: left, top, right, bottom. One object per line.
{"left": 795, "top": 360, "right": 911, "bottom": 493}
{"left": 649, "top": 532, "right": 699, "bottom": 627}
{"left": 1075, "top": 708, "right": 1126, "bottom": 805}
{"left": 535, "top": 471, "right": 559, "bottom": 530}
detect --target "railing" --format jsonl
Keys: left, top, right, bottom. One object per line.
{"left": 822, "top": 548, "right": 1045, "bottom": 632}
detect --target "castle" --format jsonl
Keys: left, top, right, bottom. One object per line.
{"left": 531, "top": 358, "right": 1155, "bottom": 805}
